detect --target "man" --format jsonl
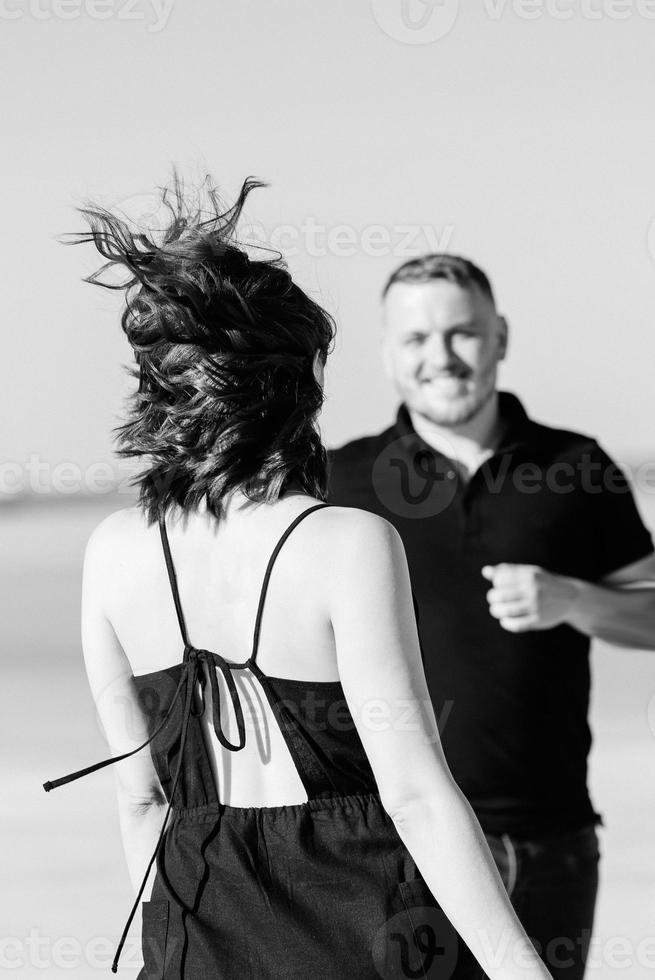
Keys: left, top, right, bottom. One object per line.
{"left": 327, "top": 254, "right": 655, "bottom": 980}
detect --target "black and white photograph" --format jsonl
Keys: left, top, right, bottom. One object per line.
{"left": 4, "top": 2, "right": 655, "bottom": 978}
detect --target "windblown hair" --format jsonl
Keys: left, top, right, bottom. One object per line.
{"left": 382, "top": 253, "right": 495, "bottom": 304}
{"left": 69, "top": 172, "right": 336, "bottom": 524}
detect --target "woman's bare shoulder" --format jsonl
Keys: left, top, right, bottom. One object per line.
{"left": 316, "top": 505, "right": 406, "bottom": 570}
{"left": 320, "top": 504, "right": 397, "bottom": 533}
{"left": 83, "top": 505, "right": 147, "bottom": 563}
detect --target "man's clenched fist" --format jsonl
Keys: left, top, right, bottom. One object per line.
{"left": 482, "top": 563, "right": 580, "bottom": 633}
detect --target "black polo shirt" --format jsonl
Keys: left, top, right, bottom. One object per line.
{"left": 327, "top": 391, "right": 653, "bottom": 836}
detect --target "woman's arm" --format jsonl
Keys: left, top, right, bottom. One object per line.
{"left": 326, "top": 508, "right": 552, "bottom": 980}
{"left": 81, "top": 512, "right": 167, "bottom": 899}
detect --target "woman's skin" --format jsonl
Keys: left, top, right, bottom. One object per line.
{"left": 80, "top": 356, "right": 552, "bottom": 980}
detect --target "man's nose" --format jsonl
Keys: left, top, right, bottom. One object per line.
{"left": 423, "top": 332, "right": 457, "bottom": 369}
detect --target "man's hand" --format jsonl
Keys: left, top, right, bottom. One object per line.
{"left": 481, "top": 554, "right": 655, "bottom": 647}
{"left": 481, "top": 563, "right": 580, "bottom": 633}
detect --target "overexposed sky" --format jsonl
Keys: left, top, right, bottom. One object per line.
{"left": 3, "top": 0, "right": 655, "bottom": 499}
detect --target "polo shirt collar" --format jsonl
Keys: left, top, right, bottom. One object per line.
{"left": 393, "top": 390, "right": 532, "bottom": 457}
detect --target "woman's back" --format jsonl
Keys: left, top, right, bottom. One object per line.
{"left": 107, "top": 494, "right": 340, "bottom": 683}
{"left": 97, "top": 494, "right": 365, "bottom": 810}
{"left": 69, "top": 495, "right": 451, "bottom": 979}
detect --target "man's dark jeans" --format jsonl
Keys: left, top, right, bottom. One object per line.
{"left": 453, "top": 823, "right": 601, "bottom": 980}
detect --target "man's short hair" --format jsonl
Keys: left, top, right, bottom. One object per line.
{"left": 382, "top": 254, "right": 495, "bottom": 304}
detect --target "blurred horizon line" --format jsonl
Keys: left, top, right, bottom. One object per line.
{"left": 3, "top": 446, "right": 655, "bottom": 509}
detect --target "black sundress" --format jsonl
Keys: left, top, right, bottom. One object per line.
{"left": 44, "top": 503, "right": 479, "bottom": 979}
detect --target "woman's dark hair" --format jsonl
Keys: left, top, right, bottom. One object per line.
{"left": 69, "top": 172, "right": 336, "bottom": 525}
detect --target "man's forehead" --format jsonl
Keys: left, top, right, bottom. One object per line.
{"left": 383, "top": 279, "right": 492, "bottom": 327}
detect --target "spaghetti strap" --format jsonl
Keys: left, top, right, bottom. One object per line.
{"left": 158, "top": 509, "right": 189, "bottom": 648}
{"left": 157, "top": 502, "right": 333, "bottom": 660}
{"left": 250, "top": 502, "right": 332, "bottom": 662}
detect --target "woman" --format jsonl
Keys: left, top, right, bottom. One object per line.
{"left": 44, "top": 174, "right": 552, "bottom": 980}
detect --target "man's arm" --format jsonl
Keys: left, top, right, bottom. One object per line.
{"left": 567, "top": 551, "right": 655, "bottom": 648}
{"left": 484, "top": 438, "right": 655, "bottom": 649}
{"left": 482, "top": 551, "right": 655, "bottom": 650}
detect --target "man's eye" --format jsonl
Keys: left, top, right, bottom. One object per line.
{"left": 405, "top": 334, "right": 425, "bottom": 344}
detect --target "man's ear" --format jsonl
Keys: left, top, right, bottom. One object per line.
{"left": 496, "top": 315, "right": 509, "bottom": 361}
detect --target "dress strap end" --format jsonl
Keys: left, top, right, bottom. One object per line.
{"left": 43, "top": 666, "right": 190, "bottom": 796}
{"left": 41, "top": 757, "right": 116, "bottom": 791}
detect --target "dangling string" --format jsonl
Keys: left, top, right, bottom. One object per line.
{"left": 42, "top": 664, "right": 189, "bottom": 793}
{"left": 44, "top": 648, "right": 249, "bottom": 973}
{"left": 42, "top": 655, "right": 203, "bottom": 974}
{"left": 110, "top": 656, "right": 200, "bottom": 973}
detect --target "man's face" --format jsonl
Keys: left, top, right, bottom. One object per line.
{"left": 381, "top": 279, "right": 507, "bottom": 426}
